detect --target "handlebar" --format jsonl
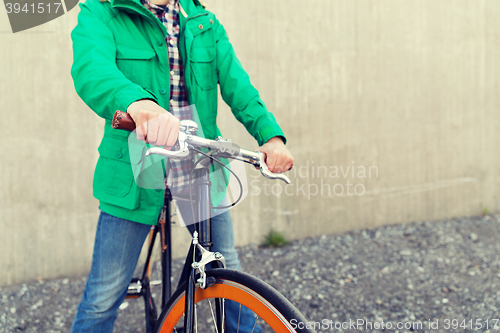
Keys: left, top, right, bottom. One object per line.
{"left": 112, "top": 111, "right": 291, "bottom": 184}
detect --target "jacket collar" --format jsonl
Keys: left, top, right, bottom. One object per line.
{"left": 110, "top": 0, "right": 202, "bottom": 18}
{"left": 179, "top": 0, "right": 203, "bottom": 17}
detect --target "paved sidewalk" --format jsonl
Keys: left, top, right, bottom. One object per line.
{"left": 1, "top": 215, "right": 499, "bottom": 332}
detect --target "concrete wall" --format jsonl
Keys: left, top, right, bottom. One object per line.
{"left": 1, "top": 0, "right": 499, "bottom": 286}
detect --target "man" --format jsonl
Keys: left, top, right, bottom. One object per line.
{"left": 70, "top": 0, "right": 293, "bottom": 331}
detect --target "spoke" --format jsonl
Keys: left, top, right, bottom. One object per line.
{"left": 250, "top": 315, "right": 258, "bottom": 333}
{"left": 222, "top": 299, "right": 225, "bottom": 333}
{"left": 194, "top": 303, "right": 198, "bottom": 333}
{"left": 208, "top": 299, "right": 220, "bottom": 333}
{"left": 237, "top": 303, "right": 241, "bottom": 333}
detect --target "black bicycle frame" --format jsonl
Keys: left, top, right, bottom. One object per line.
{"left": 160, "top": 187, "right": 172, "bottom": 307}
{"left": 135, "top": 157, "right": 225, "bottom": 332}
{"left": 181, "top": 159, "right": 228, "bottom": 332}
{"left": 182, "top": 162, "right": 217, "bottom": 332}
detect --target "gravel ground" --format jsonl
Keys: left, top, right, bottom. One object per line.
{"left": 1, "top": 215, "right": 500, "bottom": 333}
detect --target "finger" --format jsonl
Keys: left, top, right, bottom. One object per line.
{"left": 136, "top": 113, "right": 148, "bottom": 142}
{"left": 266, "top": 152, "right": 278, "bottom": 172}
{"left": 273, "top": 153, "right": 286, "bottom": 173}
{"left": 165, "top": 117, "right": 180, "bottom": 149}
{"left": 147, "top": 114, "right": 159, "bottom": 144}
{"left": 162, "top": 123, "right": 173, "bottom": 150}
{"left": 266, "top": 151, "right": 281, "bottom": 173}
{"left": 282, "top": 155, "right": 294, "bottom": 172}
{"left": 156, "top": 113, "right": 170, "bottom": 147}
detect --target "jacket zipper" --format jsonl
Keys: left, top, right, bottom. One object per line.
{"left": 114, "top": 4, "right": 167, "bottom": 40}
{"left": 180, "top": 12, "right": 208, "bottom": 105}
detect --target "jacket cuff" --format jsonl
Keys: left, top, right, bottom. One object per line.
{"left": 114, "top": 85, "right": 159, "bottom": 116}
{"left": 256, "top": 125, "right": 287, "bottom": 146}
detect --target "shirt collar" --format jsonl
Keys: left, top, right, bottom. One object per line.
{"left": 142, "top": 0, "right": 178, "bottom": 10}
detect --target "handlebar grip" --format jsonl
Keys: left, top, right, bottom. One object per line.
{"left": 112, "top": 110, "right": 136, "bottom": 132}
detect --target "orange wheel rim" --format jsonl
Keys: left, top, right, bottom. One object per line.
{"left": 158, "top": 281, "right": 293, "bottom": 332}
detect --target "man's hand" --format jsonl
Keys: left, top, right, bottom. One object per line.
{"left": 127, "top": 99, "right": 180, "bottom": 149}
{"left": 256, "top": 137, "right": 294, "bottom": 173}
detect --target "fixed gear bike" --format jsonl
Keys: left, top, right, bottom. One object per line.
{"left": 113, "top": 110, "right": 315, "bottom": 333}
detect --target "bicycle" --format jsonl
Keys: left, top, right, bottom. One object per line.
{"left": 113, "top": 110, "right": 315, "bottom": 333}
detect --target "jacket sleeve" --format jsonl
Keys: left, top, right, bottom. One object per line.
{"left": 214, "top": 18, "right": 286, "bottom": 146}
{"left": 70, "top": 0, "right": 158, "bottom": 120}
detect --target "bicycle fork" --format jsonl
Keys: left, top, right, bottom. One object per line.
{"left": 183, "top": 165, "right": 226, "bottom": 333}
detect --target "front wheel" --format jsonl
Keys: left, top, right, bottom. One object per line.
{"left": 154, "top": 269, "right": 316, "bottom": 333}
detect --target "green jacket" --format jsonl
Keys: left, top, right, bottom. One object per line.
{"left": 70, "top": 0, "right": 285, "bottom": 225}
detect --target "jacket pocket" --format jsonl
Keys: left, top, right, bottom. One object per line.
{"left": 190, "top": 46, "right": 217, "bottom": 90}
{"left": 93, "top": 136, "right": 140, "bottom": 209}
{"left": 116, "top": 44, "right": 156, "bottom": 89}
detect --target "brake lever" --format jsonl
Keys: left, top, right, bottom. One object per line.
{"left": 257, "top": 152, "right": 291, "bottom": 184}
{"left": 145, "top": 147, "right": 189, "bottom": 159}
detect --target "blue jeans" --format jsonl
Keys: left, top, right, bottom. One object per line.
{"left": 71, "top": 206, "right": 261, "bottom": 333}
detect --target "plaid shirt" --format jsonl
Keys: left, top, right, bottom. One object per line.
{"left": 141, "top": 0, "right": 194, "bottom": 198}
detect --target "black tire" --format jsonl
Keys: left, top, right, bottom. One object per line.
{"left": 154, "top": 269, "right": 316, "bottom": 333}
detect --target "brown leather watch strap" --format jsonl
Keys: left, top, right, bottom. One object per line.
{"left": 112, "top": 110, "right": 136, "bottom": 132}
